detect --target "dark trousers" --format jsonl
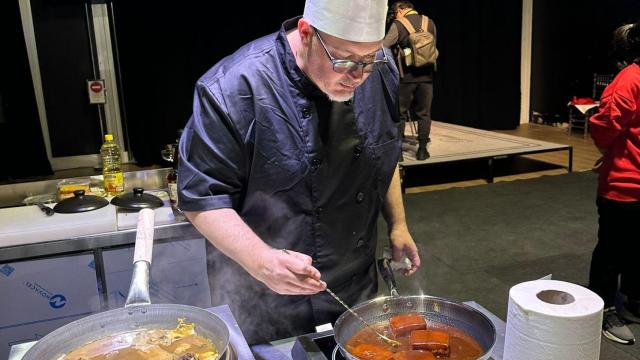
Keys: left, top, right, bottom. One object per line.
{"left": 399, "top": 81, "right": 433, "bottom": 142}
{"left": 588, "top": 197, "right": 640, "bottom": 306}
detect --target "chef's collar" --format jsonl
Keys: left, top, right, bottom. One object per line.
{"left": 276, "top": 17, "right": 325, "bottom": 99}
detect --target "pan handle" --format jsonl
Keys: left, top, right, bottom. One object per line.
{"left": 125, "top": 209, "right": 155, "bottom": 307}
{"left": 377, "top": 257, "right": 399, "bottom": 297}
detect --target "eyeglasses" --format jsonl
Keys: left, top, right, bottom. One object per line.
{"left": 313, "top": 27, "right": 388, "bottom": 74}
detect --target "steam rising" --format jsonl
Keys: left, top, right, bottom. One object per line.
{"left": 206, "top": 246, "right": 304, "bottom": 344}
{"left": 204, "top": 191, "right": 316, "bottom": 344}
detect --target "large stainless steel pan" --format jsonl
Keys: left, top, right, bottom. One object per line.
{"left": 23, "top": 209, "right": 231, "bottom": 360}
{"left": 333, "top": 258, "right": 496, "bottom": 360}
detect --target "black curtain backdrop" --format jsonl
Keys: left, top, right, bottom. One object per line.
{"left": 5, "top": 1, "right": 637, "bottom": 176}
{"left": 416, "top": 1, "right": 523, "bottom": 130}
{"left": 0, "top": 1, "right": 52, "bottom": 181}
{"left": 31, "top": 0, "right": 104, "bottom": 158}
{"left": 111, "top": 1, "right": 306, "bottom": 166}
{"left": 112, "top": 0, "right": 523, "bottom": 166}
{"left": 531, "top": 0, "right": 640, "bottom": 120}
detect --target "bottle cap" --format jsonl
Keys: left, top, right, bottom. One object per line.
{"left": 105, "top": 134, "right": 113, "bottom": 141}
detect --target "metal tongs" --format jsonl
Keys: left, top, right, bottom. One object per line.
{"left": 325, "top": 287, "right": 401, "bottom": 348}
{"left": 377, "top": 246, "right": 413, "bottom": 298}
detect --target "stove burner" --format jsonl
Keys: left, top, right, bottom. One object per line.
{"left": 291, "top": 330, "right": 346, "bottom": 360}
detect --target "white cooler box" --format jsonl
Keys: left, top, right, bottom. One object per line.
{"left": 102, "top": 237, "right": 211, "bottom": 309}
{"left": 0, "top": 254, "right": 101, "bottom": 359}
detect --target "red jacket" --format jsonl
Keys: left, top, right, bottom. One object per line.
{"left": 590, "top": 63, "right": 640, "bottom": 201}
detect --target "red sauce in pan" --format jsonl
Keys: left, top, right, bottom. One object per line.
{"left": 345, "top": 316, "right": 483, "bottom": 359}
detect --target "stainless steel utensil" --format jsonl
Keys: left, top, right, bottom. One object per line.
{"left": 35, "top": 201, "right": 54, "bottom": 216}
{"left": 325, "top": 287, "right": 401, "bottom": 348}
{"left": 279, "top": 248, "right": 401, "bottom": 348}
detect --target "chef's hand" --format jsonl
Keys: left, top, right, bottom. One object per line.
{"left": 249, "top": 248, "right": 327, "bottom": 295}
{"left": 389, "top": 225, "right": 421, "bottom": 276}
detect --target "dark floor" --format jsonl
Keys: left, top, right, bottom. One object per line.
{"left": 377, "top": 171, "right": 639, "bottom": 359}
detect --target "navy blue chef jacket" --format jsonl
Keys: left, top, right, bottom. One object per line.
{"left": 178, "top": 17, "right": 401, "bottom": 344}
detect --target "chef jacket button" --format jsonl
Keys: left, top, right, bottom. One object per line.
{"left": 302, "top": 107, "right": 312, "bottom": 119}
{"left": 311, "top": 158, "right": 322, "bottom": 169}
{"left": 356, "top": 238, "right": 366, "bottom": 248}
{"left": 314, "top": 207, "right": 323, "bottom": 217}
{"left": 356, "top": 192, "right": 365, "bottom": 203}
{"left": 353, "top": 145, "right": 362, "bottom": 158}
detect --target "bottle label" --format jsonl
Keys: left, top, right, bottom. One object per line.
{"left": 104, "top": 172, "right": 124, "bottom": 193}
{"left": 168, "top": 182, "right": 178, "bottom": 205}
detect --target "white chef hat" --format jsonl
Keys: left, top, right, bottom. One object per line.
{"left": 303, "top": 0, "right": 388, "bottom": 42}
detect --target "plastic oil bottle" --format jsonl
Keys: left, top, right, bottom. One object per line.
{"left": 101, "top": 134, "right": 124, "bottom": 196}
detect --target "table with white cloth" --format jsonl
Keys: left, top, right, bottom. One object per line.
{"left": 568, "top": 102, "right": 600, "bottom": 137}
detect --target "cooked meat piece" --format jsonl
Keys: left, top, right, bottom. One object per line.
{"left": 391, "top": 350, "right": 436, "bottom": 360}
{"left": 351, "top": 343, "right": 395, "bottom": 360}
{"left": 389, "top": 313, "right": 427, "bottom": 337}
{"left": 410, "top": 330, "right": 450, "bottom": 357}
{"left": 177, "top": 353, "right": 198, "bottom": 360}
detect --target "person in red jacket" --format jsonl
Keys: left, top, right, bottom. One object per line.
{"left": 589, "top": 21, "right": 640, "bottom": 345}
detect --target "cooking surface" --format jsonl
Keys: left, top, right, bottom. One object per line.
{"left": 10, "top": 302, "right": 502, "bottom": 360}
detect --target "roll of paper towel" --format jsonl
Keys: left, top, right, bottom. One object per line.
{"left": 503, "top": 280, "right": 604, "bottom": 360}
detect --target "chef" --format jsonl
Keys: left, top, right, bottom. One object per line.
{"left": 178, "top": 0, "right": 421, "bottom": 344}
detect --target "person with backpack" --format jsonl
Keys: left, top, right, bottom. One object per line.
{"left": 384, "top": 1, "right": 438, "bottom": 160}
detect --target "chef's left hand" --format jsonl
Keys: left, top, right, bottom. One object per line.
{"left": 389, "top": 224, "right": 421, "bottom": 276}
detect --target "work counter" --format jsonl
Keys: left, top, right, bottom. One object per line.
{"left": 0, "top": 169, "right": 212, "bottom": 358}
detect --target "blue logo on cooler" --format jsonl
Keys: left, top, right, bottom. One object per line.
{"left": 1, "top": 264, "right": 15, "bottom": 277}
{"left": 49, "top": 294, "right": 67, "bottom": 309}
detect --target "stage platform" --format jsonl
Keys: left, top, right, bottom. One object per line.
{"left": 400, "top": 121, "right": 573, "bottom": 183}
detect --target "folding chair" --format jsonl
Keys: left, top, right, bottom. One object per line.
{"left": 403, "top": 110, "right": 419, "bottom": 145}
{"left": 593, "top": 73, "right": 614, "bottom": 99}
{"left": 567, "top": 73, "right": 614, "bottom": 138}
{"left": 568, "top": 105, "right": 596, "bottom": 138}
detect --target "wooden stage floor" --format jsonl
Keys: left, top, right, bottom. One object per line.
{"left": 400, "top": 121, "right": 573, "bottom": 185}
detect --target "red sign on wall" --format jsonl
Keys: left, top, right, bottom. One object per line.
{"left": 87, "top": 79, "right": 106, "bottom": 104}
{"left": 90, "top": 81, "right": 103, "bottom": 92}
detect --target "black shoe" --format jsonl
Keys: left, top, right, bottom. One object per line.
{"left": 619, "top": 300, "right": 640, "bottom": 324}
{"left": 602, "top": 307, "right": 636, "bottom": 345}
{"left": 416, "top": 146, "right": 429, "bottom": 160}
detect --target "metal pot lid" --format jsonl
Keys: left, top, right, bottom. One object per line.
{"left": 110, "top": 187, "right": 164, "bottom": 210}
{"left": 53, "top": 190, "right": 109, "bottom": 213}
